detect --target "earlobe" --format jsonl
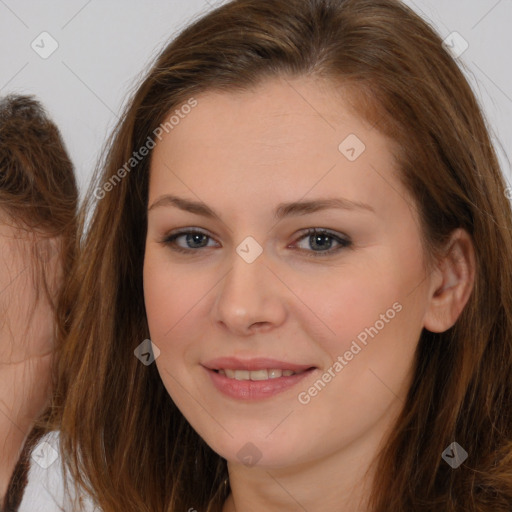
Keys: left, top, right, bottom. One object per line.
{"left": 423, "top": 228, "right": 476, "bottom": 333}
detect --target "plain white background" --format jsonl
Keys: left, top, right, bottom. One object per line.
{"left": 0, "top": 0, "right": 510, "bottom": 196}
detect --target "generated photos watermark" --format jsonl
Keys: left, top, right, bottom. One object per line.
{"left": 441, "top": 442, "right": 468, "bottom": 469}
{"left": 94, "top": 97, "right": 198, "bottom": 200}
{"left": 297, "top": 301, "right": 403, "bottom": 405}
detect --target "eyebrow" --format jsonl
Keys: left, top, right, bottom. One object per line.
{"left": 148, "top": 194, "right": 375, "bottom": 220}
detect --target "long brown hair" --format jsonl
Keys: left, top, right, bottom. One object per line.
{"left": 0, "top": 94, "right": 78, "bottom": 511}
{"left": 51, "top": 0, "right": 512, "bottom": 510}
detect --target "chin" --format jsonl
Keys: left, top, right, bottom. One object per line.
{"left": 203, "top": 433, "right": 308, "bottom": 469}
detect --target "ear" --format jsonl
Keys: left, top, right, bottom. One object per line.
{"left": 423, "top": 228, "right": 476, "bottom": 333}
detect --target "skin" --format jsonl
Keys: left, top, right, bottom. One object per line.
{"left": 143, "top": 76, "right": 475, "bottom": 512}
{"left": 0, "top": 217, "right": 60, "bottom": 499}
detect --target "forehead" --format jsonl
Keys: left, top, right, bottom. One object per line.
{"left": 148, "top": 76, "right": 407, "bottom": 220}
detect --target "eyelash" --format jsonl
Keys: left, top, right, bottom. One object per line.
{"left": 161, "top": 228, "right": 352, "bottom": 258}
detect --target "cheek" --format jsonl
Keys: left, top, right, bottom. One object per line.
{"left": 143, "top": 252, "right": 211, "bottom": 353}
{"left": 142, "top": 272, "right": 170, "bottom": 336}
{"left": 294, "top": 250, "right": 424, "bottom": 389}
{"left": 0, "top": 278, "right": 55, "bottom": 362}
{"left": 292, "top": 280, "right": 420, "bottom": 450}
{"left": 291, "top": 261, "right": 400, "bottom": 352}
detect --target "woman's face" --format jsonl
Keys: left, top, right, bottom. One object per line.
{"left": 0, "top": 217, "right": 59, "bottom": 415}
{"left": 143, "top": 76, "right": 435, "bottom": 469}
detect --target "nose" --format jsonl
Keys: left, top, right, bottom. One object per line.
{"left": 211, "top": 248, "right": 287, "bottom": 336}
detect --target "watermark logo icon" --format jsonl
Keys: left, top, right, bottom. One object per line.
{"left": 442, "top": 32, "right": 469, "bottom": 59}
{"left": 442, "top": 442, "right": 468, "bottom": 469}
{"left": 31, "top": 32, "right": 59, "bottom": 59}
{"left": 134, "top": 339, "right": 161, "bottom": 365}
{"left": 338, "top": 134, "right": 366, "bottom": 162}
{"left": 236, "top": 236, "right": 263, "bottom": 264}
{"left": 236, "top": 442, "right": 263, "bottom": 467}
{"left": 31, "top": 441, "right": 58, "bottom": 469}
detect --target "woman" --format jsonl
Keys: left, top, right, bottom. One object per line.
{"left": 19, "top": 0, "right": 512, "bottom": 510}
{"left": 0, "top": 95, "right": 78, "bottom": 510}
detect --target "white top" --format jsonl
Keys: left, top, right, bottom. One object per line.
{"left": 18, "top": 431, "right": 101, "bottom": 512}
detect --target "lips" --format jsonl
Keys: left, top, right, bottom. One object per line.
{"left": 202, "top": 357, "right": 317, "bottom": 400}
{"left": 205, "top": 364, "right": 316, "bottom": 400}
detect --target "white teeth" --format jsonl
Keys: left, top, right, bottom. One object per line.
{"left": 217, "top": 368, "right": 302, "bottom": 380}
{"left": 234, "top": 370, "right": 250, "bottom": 380}
{"left": 247, "top": 369, "right": 269, "bottom": 381}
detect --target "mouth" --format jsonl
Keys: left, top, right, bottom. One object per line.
{"left": 202, "top": 357, "right": 318, "bottom": 400}
{"left": 212, "top": 367, "right": 313, "bottom": 380}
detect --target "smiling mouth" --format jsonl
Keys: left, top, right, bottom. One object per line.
{"left": 213, "top": 368, "right": 315, "bottom": 380}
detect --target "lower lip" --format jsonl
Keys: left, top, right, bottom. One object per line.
{"left": 204, "top": 367, "right": 315, "bottom": 400}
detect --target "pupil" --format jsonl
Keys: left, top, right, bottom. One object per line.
{"left": 311, "top": 234, "right": 331, "bottom": 251}
{"left": 187, "top": 233, "right": 206, "bottom": 248}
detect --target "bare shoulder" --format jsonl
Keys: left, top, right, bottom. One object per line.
{"left": 18, "top": 431, "right": 101, "bottom": 512}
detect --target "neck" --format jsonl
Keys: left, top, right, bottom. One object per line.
{"left": 222, "top": 452, "right": 374, "bottom": 512}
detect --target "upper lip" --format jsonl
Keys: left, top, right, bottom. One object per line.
{"left": 203, "top": 357, "right": 315, "bottom": 372}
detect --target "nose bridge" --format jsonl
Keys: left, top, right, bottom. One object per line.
{"left": 220, "top": 247, "right": 268, "bottom": 311}
{"left": 212, "top": 243, "right": 286, "bottom": 332}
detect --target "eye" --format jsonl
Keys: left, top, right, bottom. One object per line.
{"left": 161, "top": 228, "right": 218, "bottom": 254}
{"left": 291, "top": 228, "right": 352, "bottom": 257}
